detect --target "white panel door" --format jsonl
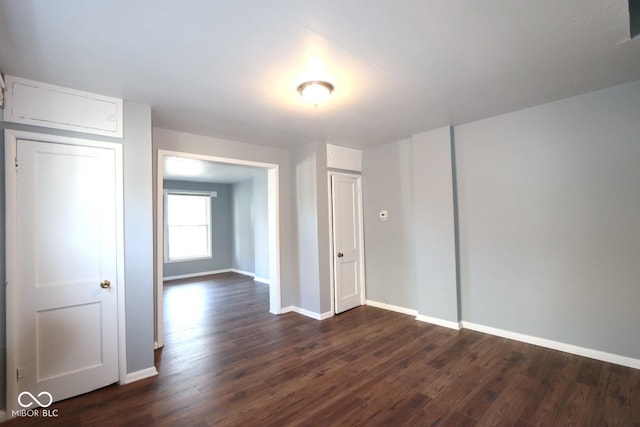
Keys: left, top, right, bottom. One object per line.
{"left": 331, "top": 174, "right": 364, "bottom": 313}
{"left": 13, "top": 138, "right": 119, "bottom": 405}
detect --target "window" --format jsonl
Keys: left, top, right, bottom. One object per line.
{"left": 164, "top": 191, "right": 214, "bottom": 262}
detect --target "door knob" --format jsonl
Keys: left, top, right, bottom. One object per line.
{"left": 337, "top": 252, "right": 344, "bottom": 258}
{"left": 100, "top": 280, "right": 111, "bottom": 289}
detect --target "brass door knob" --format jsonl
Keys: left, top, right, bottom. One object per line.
{"left": 100, "top": 280, "right": 111, "bottom": 289}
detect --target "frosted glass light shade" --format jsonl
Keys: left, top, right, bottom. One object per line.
{"left": 298, "top": 81, "right": 334, "bottom": 105}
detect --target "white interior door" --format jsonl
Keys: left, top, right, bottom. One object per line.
{"left": 8, "top": 136, "right": 121, "bottom": 410}
{"left": 331, "top": 173, "right": 365, "bottom": 313}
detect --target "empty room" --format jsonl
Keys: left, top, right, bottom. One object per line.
{"left": 1, "top": 0, "right": 639, "bottom": 425}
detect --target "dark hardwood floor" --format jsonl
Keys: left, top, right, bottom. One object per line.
{"left": 5, "top": 272, "right": 640, "bottom": 426}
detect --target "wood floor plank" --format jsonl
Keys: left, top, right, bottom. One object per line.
{"left": 4, "top": 272, "right": 639, "bottom": 426}
{"left": 459, "top": 350, "right": 529, "bottom": 421}
{"left": 518, "top": 352, "right": 579, "bottom": 426}
{"left": 588, "top": 365, "right": 633, "bottom": 426}
{"left": 551, "top": 381, "right": 597, "bottom": 426}
{"left": 474, "top": 374, "right": 538, "bottom": 426}
{"left": 440, "top": 411, "right": 479, "bottom": 427}
{"left": 632, "top": 368, "right": 640, "bottom": 425}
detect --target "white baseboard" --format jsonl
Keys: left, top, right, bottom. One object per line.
{"left": 363, "top": 301, "right": 640, "bottom": 370}
{"left": 319, "top": 310, "right": 334, "bottom": 320}
{"left": 230, "top": 270, "right": 271, "bottom": 284}
{"left": 123, "top": 366, "right": 159, "bottom": 384}
{"left": 365, "top": 300, "right": 461, "bottom": 330}
{"left": 281, "top": 305, "right": 334, "bottom": 320}
{"left": 366, "top": 299, "right": 418, "bottom": 316}
{"left": 164, "top": 269, "right": 270, "bottom": 284}
{"left": 231, "top": 268, "right": 255, "bottom": 277}
{"left": 416, "top": 314, "right": 461, "bottom": 330}
{"left": 461, "top": 321, "right": 640, "bottom": 370}
{"left": 163, "top": 269, "right": 231, "bottom": 281}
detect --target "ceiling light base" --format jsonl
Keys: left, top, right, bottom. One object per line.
{"left": 297, "top": 80, "right": 334, "bottom": 106}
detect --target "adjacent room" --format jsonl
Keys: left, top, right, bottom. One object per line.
{"left": 1, "top": 0, "right": 639, "bottom": 425}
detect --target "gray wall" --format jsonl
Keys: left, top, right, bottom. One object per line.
{"left": 120, "top": 103, "right": 155, "bottom": 375}
{"left": 362, "top": 79, "right": 640, "bottom": 361}
{"left": 231, "top": 173, "right": 270, "bottom": 279}
{"left": 362, "top": 139, "right": 417, "bottom": 308}
{"left": 0, "top": 110, "right": 6, "bottom": 410}
{"left": 292, "top": 142, "right": 322, "bottom": 313}
{"left": 163, "top": 180, "right": 233, "bottom": 278}
{"left": 0, "top": 101, "right": 156, "bottom": 407}
{"left": 454, "top": 80, "right": 640, "bottom": 359}
{"left": 291, "top": 141, "right": 332, "bottom": 314}
{"left": 253, "top": 171, "right": 270, "bottom": 280}
{"left": 152, "top": 128, "right": 295, "bottom": 308}
{"left": 316, "top": 144, "right": 331, "bottom": 314}
{"left": 412, "top": 127, "right": 459, "bottom": 323}
{"left": 232, "top": 179, "right": 255, "bottom": 273}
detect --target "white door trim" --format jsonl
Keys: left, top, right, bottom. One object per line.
{"left": 155, "top": 150, "right": 281, "bottom": 349}
{"left": 328, "top": 171, "right": 366, "bottom": 314}
{"left": 4, "top": 129, "right": 127, "bottom": 413}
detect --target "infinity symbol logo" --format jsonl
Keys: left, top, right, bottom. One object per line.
{"left": 18, "top": 391, "right": 53, "bottom": 408}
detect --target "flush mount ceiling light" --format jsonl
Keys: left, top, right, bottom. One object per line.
{"left": 297, "top": 80, "right": 334, "bottom": 106}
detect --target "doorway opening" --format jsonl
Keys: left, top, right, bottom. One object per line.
{"left": 155, "top": 150, "right": 281, "bottom": 348}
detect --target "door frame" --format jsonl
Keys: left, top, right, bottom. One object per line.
{"left": 327, "top": 171, "right": 366, "bottom": 314}
{"left": 155, "top": 150, "right": 281, "bottom": 349}
{"left": 4, "top": 129, "right": 127, "bottom": 414}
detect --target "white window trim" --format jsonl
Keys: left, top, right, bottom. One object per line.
{"left": 163, "top": 190, "right": 217, "bottom": 262}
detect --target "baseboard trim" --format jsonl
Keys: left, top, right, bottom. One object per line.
{"left": 363, "top": 301, "right": 640, "bottom": 369}
{"left": 163, "top": 269, "right": 232, "bottom": 281}
{"left": 366, "top": 299, "right": 417, "bottom": 316}
{"left": 231, "top": 270, "right": 271, "bottom": 284}
{"left": 123, "top": 366, "right": 159, "bottom": 384}
{"left": 319, "top": 310, "right": 334, "bottom": 320}
{"left": 461, "top": 321, "right": 640, "bottom": 370}
{"left": 416, "top": 314, "right": 461, "bottom": 330}
{"left": 164, "top": 269, "right": 269, "bottom": 283}
{"left": 281, "top": 305, "right": 334, "bottom": 320}
{"left": 231, "top": 268, "right": 255, "bottom": 277}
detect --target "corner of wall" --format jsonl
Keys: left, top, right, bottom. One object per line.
{"left": 411, "top": 127, "right": 460, "bottom": 324}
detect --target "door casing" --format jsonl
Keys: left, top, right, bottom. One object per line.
{"left": 155, "top": 150, "right": 282, "bottom": 349}
{"left": 4, "top": 130, "right": 127, "bottom": 415}
{"left": 328, "top": 171, "right": 366, "bottom": 314}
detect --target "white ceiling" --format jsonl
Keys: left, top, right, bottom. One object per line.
{"left": 163, "top": 157, "right": 265, "bottom": 184}
{"left": 1, "top": 0, "right": 639, "bottom": 149}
